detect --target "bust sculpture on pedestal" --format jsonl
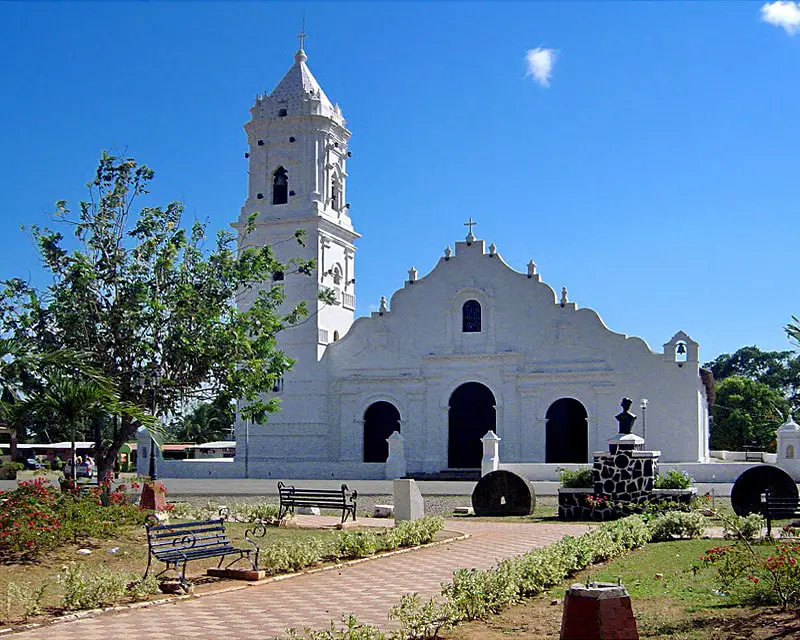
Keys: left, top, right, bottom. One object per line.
{"left": 615, "top": 398, "right": 637, "bottom": 435}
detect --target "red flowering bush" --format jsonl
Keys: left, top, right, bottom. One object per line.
{"left": 0, "top": 478, "right": 62, "bottom": 556}
{"left": 0, "top": 477, "right": 147, "bottom": 559}
{"left": 699, "top": 542, "right": 800, "bottom": 607}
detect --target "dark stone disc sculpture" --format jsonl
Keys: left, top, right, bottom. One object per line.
{"left": 472, "top": 470, "right": 536, "bottom": 517}
{"left": 730, "top": 465, "right": 798, "bottom": 516}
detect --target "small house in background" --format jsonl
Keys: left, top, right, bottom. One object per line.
{"left": 185, "top": 441, "right": 236, "bottom": 459}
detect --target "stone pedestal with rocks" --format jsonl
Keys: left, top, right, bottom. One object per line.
{"left": 593, "top": 434, "right": 659, "bottom": 504}
{"left": 558, "top": 432, "right": 668, "bottom": 521}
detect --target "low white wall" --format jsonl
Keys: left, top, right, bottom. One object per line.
{"left": 710, "top": 450, "right": 776, "bottom": 463}
{"left": 501, "top": 461, "right": 785, "bottom": 483}
{"left": 499, "top": 463, "right": 589, "bottom": 481}
{"left": 156, "top": 459, "right": 244, "bottom": 479}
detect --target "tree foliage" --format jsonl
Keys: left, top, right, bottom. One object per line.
{"left": 705, "top": 345, "right": 800, "bottom": 414}
{"left": 168, "top": 396, "right": 234, "bottom": 444}
{"left": 709, "top": 376, "right": 790, "bottom": 452}
{"left": 0, "top": 153, "right": 313, "bottom": 478}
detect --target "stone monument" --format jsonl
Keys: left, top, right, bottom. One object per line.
{"left": 592, "top": 398, "right": 659, "bottom": 510}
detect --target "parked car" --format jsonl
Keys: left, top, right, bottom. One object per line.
{"left": 65, "top": 459, "right": 96, "bottom": 479}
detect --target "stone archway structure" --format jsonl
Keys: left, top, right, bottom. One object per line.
{"left": 545, "top": 398, "right": 588, "bottom": 463}
{"left": 448, "top": 382, "right": 496, "bottom": 468}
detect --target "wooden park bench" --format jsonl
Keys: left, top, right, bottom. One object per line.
{"left": 144, "top": 515, "right": 264, "bottom": 589}
{"left": 277, "top": 481, "right": 357, "bottom": 524}
{"left": 762, "top": 490, "right": 800, "bottom": 537}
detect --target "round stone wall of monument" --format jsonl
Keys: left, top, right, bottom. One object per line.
{"left": 471, "top": 470, "right": 536, "bottom": 516}
{"left": 730, "top": 465, "right": 798, "bottom": 516}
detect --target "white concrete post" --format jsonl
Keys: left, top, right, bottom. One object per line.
{"left": 136, "top": 426, "right": 150, "bottom": 477}
{"left": 386, "top": 430, "right": 406, "bottom": 479}
{"left": 777, "top": 416, "right": 800, "bottom": 481}
{"left": 481, "top": 430, "right": 501, "bottom": 477}
{"left": 393, "top": 478, "right": 424, "bottom": 521}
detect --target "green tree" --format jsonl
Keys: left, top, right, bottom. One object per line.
{"left": 169, "top": 397, "right": 234, "bottom": 444}
{"left": 705, "top": 345, "right": 800, "bottom": 413}
{"left": 0, "top": 337, "right": 86, "bottom": 459}
{"left": 0, "top": 153, "right": 316, "bottom": 480}
{"left": 710, "top": 376, "right": 790, "bottom": 452}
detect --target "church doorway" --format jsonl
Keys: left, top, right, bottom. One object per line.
{"left": 448, "top": 383, "right": 496, "bottom": 468}
{"left": 363, "top": 401, "right": 400, "bottom": 463}
{"left": 545, "top": 398, "right": 588, "bottom": 463}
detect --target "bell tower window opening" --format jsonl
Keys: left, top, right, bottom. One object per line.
{"left": 462, "top": 300, "right": 481, "bottom": 333}
{"left": 273, "top": 167, "right": 289, "bottom": 205}
{"left": 331, "top": 179, "right": 340, "bottom": 212}
{"left": 278, "top": 108, "right": 288, "bottom": 117}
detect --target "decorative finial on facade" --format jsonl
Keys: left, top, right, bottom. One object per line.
{"left": 527, "top": 260, "right": 537, "bottom": 277}
{"left": 379, "top": 296, "right": 388, "bottom": 313}
{"left": 295, "top": 19, "right": 308, "bottom": 63}
{"left": 464, "top": 217, "right": 477, "bottom": 243}
{"left": 408, "top": 266, "right": 417, "bottom": 282}
{"left": 560, "top": 287, "right": 568, "bottom": 307}
{"left": 489, "top": 242, "right": 497, "bottom": 256}
{"left": 444, "top": 246, "right": 452, "bottom": 259}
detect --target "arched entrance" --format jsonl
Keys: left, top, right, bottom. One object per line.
{"left": 363, "top": 401, "right": 400, "bottom": 463}
{"left": 448, "top": 382, "right": 496, "bottom": 468}
{"left": 545, "top": 398, "right": 588, "bottom": 463}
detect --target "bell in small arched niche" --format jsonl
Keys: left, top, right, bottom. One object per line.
{"left": 676, "top": 342, "right": 687, "bottom": 355}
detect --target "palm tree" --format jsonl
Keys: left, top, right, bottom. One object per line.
{"left": 25, "top": 376, "right": 120, "bottom": 482}
{"left": 0, "top": 338, "right": 80, "bottom": 459}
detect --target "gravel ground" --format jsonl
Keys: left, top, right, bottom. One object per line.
{"left": 169, "top": 493, "right": 559, "bottom": 518}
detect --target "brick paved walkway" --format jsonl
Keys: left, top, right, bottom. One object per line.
{"left": 9, "top": 519, "right": 590, "bottom": 639}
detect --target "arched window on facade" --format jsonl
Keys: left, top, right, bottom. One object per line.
{"left": 273, "top": 167, "right": 289, "bottom": 205}
{"left": 278, "top": 108, "right": 288, "bottom": 117}
{"left": 363, "top": 402, "right": 401, "bottom": 463}
{"left": 462, "top": 300, "right": 481, "bottom": 333}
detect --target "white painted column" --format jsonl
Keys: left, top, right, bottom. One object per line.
{"left": 385, "top": 431, "right": 406, "bottom": 479}
{"left": 481, "top": 430, "right": 501, "bottom": 477}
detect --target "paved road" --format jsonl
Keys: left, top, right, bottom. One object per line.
{"left": 8, "top": 518, "right": 591, "bottom": 639}
{"left": 0, "top": 478, "right": 737, "bottom": 496}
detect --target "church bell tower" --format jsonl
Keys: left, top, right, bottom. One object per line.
{"left": 235, "top": 34, "right": 360, "bottom": 380}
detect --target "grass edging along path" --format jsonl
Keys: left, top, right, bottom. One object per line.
{"left": 0, "top": 524, "right": 465, "bottom": 636}
{"left": 447, "top": 538, "right": 800, "bottom": 640}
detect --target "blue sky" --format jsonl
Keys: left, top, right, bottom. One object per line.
{"left": 1, "top": 2, "right": 799, "bottom": 362}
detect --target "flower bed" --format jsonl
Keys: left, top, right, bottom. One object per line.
{"left": 558, "top": 487, "right": 697, "bottom": 521}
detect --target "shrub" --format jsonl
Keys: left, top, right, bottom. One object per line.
{"left": 724, "top": 514, "right": 766, "bottom": 541}
{"left": 699, "top": 542, "right": 800, "bottom": 607}
{"left": 388, "top": 593, "right": 455, "bottom": 639}
{"left": 333, "top": 531, "right": 380, "bottom": 559}
{"left": 230, "top": 501, "right": 280, "bottom": 522}
{"left": 0, "top": 478, "right": 62, "bottom": 556}
{"left": 654, "top": 470, "right": 693, "bottom": 490}
{"left": 557, "top": 467, "right": 593, "bottom": 488}
{"left": 649, "top": 510, "right": 705, "bottom": 541}
{"left": 0, "top": 478, "right": 146, "bottom": 558}
{"left": 3, "top": 581, "right": 47, "bottom": 621}
{"left": 260, "top": 539, "right": 326, "bottom": 574}
{"left": 59, "top": 564, "right": 128, "bottom": 611}
{"left": 283, "top": 615, "right": 387, "bottom": 640}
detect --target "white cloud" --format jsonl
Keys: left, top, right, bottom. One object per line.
{"left": 525, "top": 47, "right": 557, "bottom": 87}
{"left": 761, "top": 1, "right": 800, "bottom": 35}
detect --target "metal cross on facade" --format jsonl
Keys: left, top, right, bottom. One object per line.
{"left": 464, "top": 217, "right": 478, "bottom": 235}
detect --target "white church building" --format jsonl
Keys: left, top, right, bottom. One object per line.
{"left": 220, "top": 41, "right": 713, "bottom": 481}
